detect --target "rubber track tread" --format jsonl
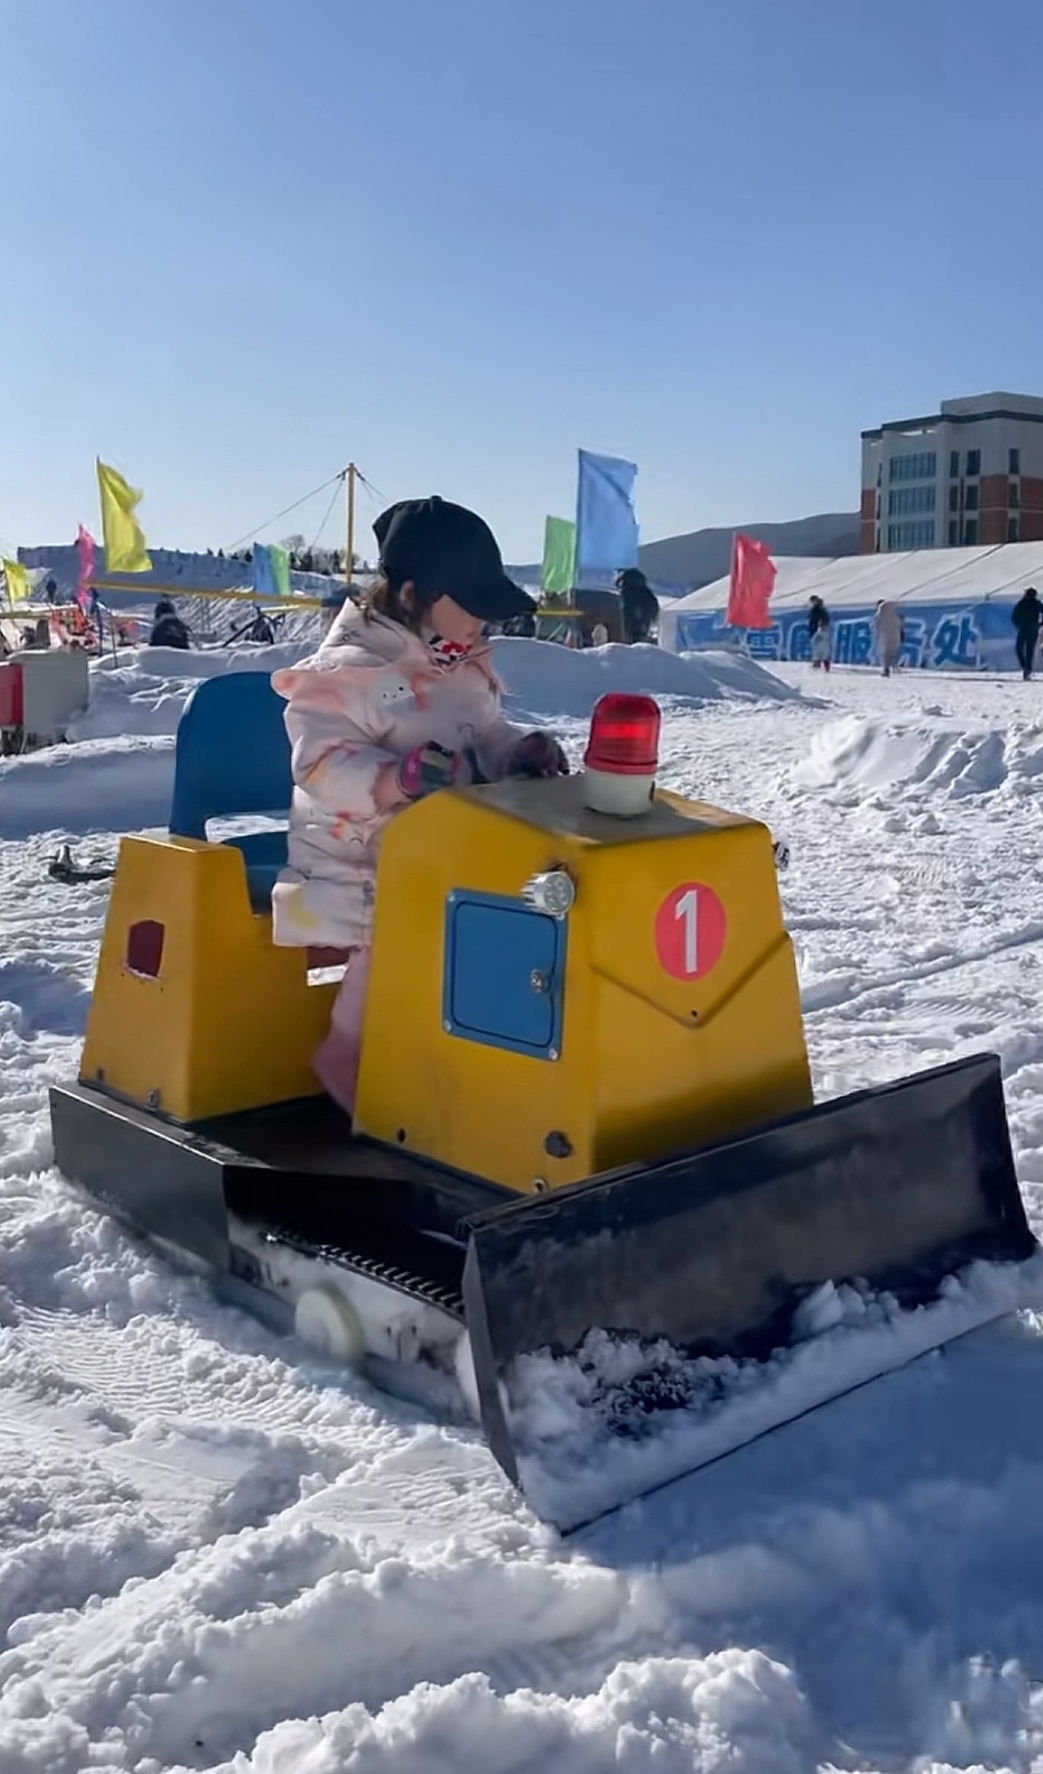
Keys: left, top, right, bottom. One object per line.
{"left": 255, "top": 1217, "right": 466, "bottom": 1319}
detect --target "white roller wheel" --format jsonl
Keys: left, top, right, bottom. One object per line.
{"left": 295, "top": 1285, "right": 365, "bottom": 1364}
{"left": 453, "top": 1331, "right": 482, "bottom": 1421}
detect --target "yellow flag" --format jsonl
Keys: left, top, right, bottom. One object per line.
{"left": 97, "top": 458, "right": 152, "bottom": 573}
{"left": 1, "top": 558, "right": 31, "bottom": 603}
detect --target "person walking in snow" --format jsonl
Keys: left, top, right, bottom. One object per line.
{"left": 271, "top": 496, "right": 569, "bottom": 1117}
{"left": 808, "top": 595, "right": 832, "bottom": 671}
{"left": 873, "top": 600, "right": 904, "bottom": 677}
{"left": 1012, "top": 587, "right": 1042, "bottom": 680}
{"left": 149, "top": 599, "right": 191, "bottom": 649}
{"left": 616, "top": 569, "right": 659, "bottom": 645}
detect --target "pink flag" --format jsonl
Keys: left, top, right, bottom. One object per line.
{"left": 76, "top": 524, "right": 96, "bottom": 609}
{"left": 726, "top": 534, "right": 777, "bottom": 629}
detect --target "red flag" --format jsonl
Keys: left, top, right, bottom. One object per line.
{"left": 726, "top": 534, "right": 777, "bottom": 629}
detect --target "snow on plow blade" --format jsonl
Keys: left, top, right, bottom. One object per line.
{"left": 463, "top": 1053, "right": 1036, "bottom": 1531}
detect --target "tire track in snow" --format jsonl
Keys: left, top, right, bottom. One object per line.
{"left": 802, "top": 919, "right": 1043, "bottom": 1017}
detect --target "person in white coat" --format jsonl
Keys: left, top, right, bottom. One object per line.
{"left": 873, "top": 600, "right": 904, "bottom": 676}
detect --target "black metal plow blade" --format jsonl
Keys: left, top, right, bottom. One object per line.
{"left": 462, "top": 1054, "right": 1037, "bottom": 1531}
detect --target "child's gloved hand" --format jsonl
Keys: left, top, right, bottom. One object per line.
{"left": 506, "top": 731, "right": 570, "bottom": 779}
{"left": 396, "top": 742, "right": 462, "bottom": 801}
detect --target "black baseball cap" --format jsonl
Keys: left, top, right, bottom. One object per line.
{"left": 373, "top": 496, "right": 535, "bottom": 623}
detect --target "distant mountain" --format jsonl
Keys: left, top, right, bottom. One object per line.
{"left": 509, "top": 511, "right": 861, "bottom": 593}
{"left": 636, "top": 512, "right": 860, "bottom": 589}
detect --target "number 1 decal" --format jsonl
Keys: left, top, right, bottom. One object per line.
{"left": 675, "top": 887, "right": 699, "bottom": 976}
{"left": 655, "top": 883, "right": 727, "bottom": 981}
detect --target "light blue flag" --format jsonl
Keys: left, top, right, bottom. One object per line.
{"left": 253, "top": 543, "right": 291, "bottom": 598}
{"left": 575, "top": 449, "right": 638, "bottom": 586}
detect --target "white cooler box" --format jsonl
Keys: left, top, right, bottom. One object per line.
{"left": 18, "top": 648, "right": 90, "bottom": 743}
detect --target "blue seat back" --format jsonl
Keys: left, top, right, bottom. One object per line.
{"left": 169, "top": 674, "right": 293, "bottom": 906}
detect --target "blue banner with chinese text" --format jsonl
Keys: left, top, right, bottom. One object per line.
{"left": 675, "top": 600, "right": 1021, "bottom": 673}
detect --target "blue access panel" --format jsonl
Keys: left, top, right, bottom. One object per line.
{"left": 443, "top": 892, "right": 566, "bottom": 1059}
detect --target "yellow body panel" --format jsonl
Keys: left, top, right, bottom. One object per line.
{"left": 355, "top": 776, "right": 812, "bottom": 1192}
{"left": 80, "top": 834, "right": 337, "bottom": 1122}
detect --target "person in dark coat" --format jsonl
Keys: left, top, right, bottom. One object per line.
{"left": 1012, "top": 587, "right": 1042, "bottom": 680}
{"left": 616, "top": 569, "right": 659, "bottom": 644}
{"left": 149, "top": 598, "right": 191, "bottom": 649}
{"left": 808, "top": 595, "right": 832, "bottom": 671}
{"left": 502, "top": 609, "right": 536, "bottom": 637}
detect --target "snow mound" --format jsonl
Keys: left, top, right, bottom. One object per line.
{"left": 70, "top": 643, "right": 314, "bottom": 742}
{"left": 0, "top": 738, "right": 175, "bottom": 841}
{"left": 792, "top": 713, "right": 1043, "bottom": 802}
{"left": 232, "top": 1651, "right": 819, "bottom": 1773}
{"left": 492, "top": 639, "right": 799, "bottom": 719}
{"left": 65, "top": 640, "right": 797, "bottom": 751}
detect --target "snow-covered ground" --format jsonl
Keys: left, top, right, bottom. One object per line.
{"left": 5, "top": 648, "right": 1043, "bottom": 1771}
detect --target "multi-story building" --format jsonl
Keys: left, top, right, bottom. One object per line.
{"left": 860, "top": 392, "right": 1043, "bottom": 553}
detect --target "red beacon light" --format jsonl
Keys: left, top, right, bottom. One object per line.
{"left": 582, "top": 692, "right": 662, "bottom": 817}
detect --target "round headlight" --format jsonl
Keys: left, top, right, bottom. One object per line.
{"left": 522, "top": 869, "right": 576, "bottom": 918}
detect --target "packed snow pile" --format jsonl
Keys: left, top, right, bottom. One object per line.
{"left": 0, "top": 737, "right": 175, "bottom": 841}
{"left": 492, "top": 637, "right": 799, "bottom": 718}
{"left": 508, "top": 1256, "right": 1043, "bottom": 1531}
{"left": 792, "top": 712, "right": 1043, "bottom": 803}
{"left": 68, "top": 643, "right": 316, "bottom": 742}
{"left": 0, "top": 637, "right": 799, "bottom": 848}
{"left": 64, "top": 637, "right": 798, "bottom": 752}
{"left": 216, "top": 1652, "right": 823, "bottom": 1773}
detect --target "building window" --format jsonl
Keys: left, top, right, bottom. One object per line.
{"left": 948, "top": 520, "right": 959, "bottom": 545}
{"left": 1010, "top": 447, "right": 1021, "bottom": 475}
{"left": 963, "top": 519, "right": 979, "bottom": 544}
{"left": 949, "top": 450, "right": 960, "bottom": 478}
{"left": 965, "top": 484, "right": 979, "bottom": 511}
{"left": 1008, "top": 516, "right": 1020, "bottom": 542}
{"left": 948, "top": 484, "right": 960, "bottom": 513}
{"left": 888, "top": 484, "right": 936, "bottom": 517}
{"left": 1009, "top": 481, "right": 1020, "bottom": 509}
{"left": 889, "top": 451, "right": 937, "bottom": 483}
{"left": 966, "top": 449, "right": 981, "bottom": 477}
{"left": 887, "top": 520, "right": 936, "bottom": 550}
{"left": 876, "top": 463, "right": 882, "bottom": 486}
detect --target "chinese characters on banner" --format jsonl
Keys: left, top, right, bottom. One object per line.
{"left": 677, "top": 604, "right": 988, "bottom": 672}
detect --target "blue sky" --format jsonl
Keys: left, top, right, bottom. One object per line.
{"left": 3, "top": 0, "right": 1043, "bottom": 563}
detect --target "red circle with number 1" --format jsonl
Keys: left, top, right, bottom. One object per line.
{"left": 654, "top": 883, "right": 728, "bottom": 981}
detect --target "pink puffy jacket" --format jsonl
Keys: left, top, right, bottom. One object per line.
{"left": 270, "top": 606, "right": 528, "bottom": 949}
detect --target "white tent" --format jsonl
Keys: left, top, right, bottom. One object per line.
{"left": 660, "top": 541, "right": 1043, "bottom": 671}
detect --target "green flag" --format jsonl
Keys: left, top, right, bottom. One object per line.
{"left": 541, "top": 516, "right": 575, "bottom": 598}
{"left": 271, "top": 543, "right": 290, "bottom": 597}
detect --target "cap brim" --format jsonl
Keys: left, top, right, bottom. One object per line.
{"left": 453, "top": 575, "right": 536, "bottom": 623}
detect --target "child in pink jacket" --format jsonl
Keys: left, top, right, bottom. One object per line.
{"left": 271, "top": 496, "right": 567, "bottom": 1116}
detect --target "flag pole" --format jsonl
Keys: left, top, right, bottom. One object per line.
{"left": 344, "top": 463, "right": 357, "bottom": 588}
{"left": 727, "top": 529, "right": 744, "bottom": 650}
